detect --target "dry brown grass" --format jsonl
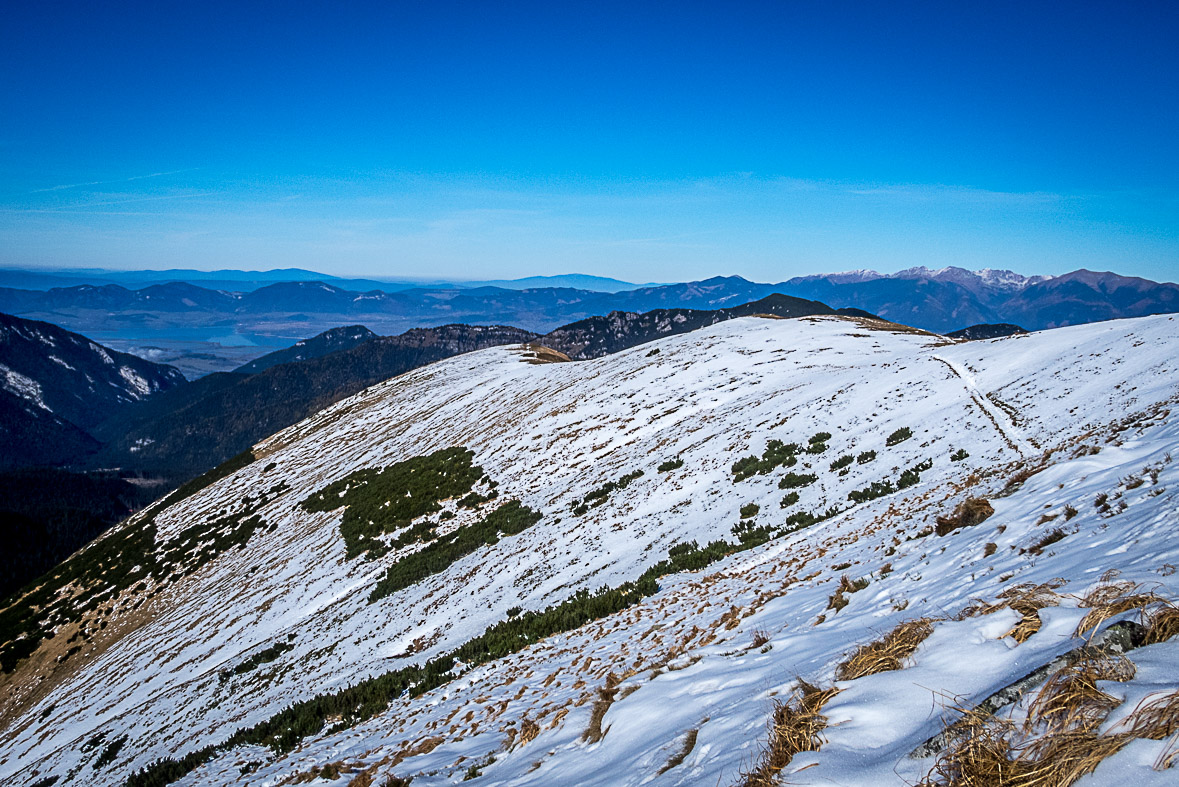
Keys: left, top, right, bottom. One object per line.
{"left": 1025, "top": 653, "right": 1135, "bottom": 734}
{"left": 1113, "top": 690, "right": 1179, "bottom": 744}
{"left": 739, "top": 681, "right": 840, "bottom": 787}
{"left": 1142, "top": 601, "right": 1179, "bottom": 645}
{"left": 516, "top": 717, "right": 540, "bottom": 748}
{"left": 936, "top": 497, "right": 995, "bottom": 537}
{"left": 657, "top": 727, "right": 699, "bottom": 775}
{"left": 835, "top": 618, "right": 935, "bottom": 681}
{"left": 1075, "top": 584, "right": 1164, "bottom": 639}
{"left": 994, "top": 580, "right": 1067, "bottom": 643}
{"left": 581, "top": 672, "right": 622, "bottom": 743}
{"left": 1024, "top": 527, "right": 1069, "bottom": 556}
{"left": 519, "top": 344, "right": 571, "bottom": 364}
{"left": 1002, "top": 463, "right": 1047, "bottom": 495}
{"left": 827, "top": 574, "right": 869, "bottom": 613}
{"left": 378, "top": 776, "right": 413, "bottom": 787}
{"left": 347, "top": 769, "right": 375, "bottom": 787}
{"left": 922, "top": 666, "right": 1135, "bottom": 786}
{"left": 923, "top": 710, "right": 1133, "bottom": 787}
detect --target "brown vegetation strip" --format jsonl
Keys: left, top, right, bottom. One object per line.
{"left": 739, "top": 681, "right": 840, "bottom": 787}
{"left": 582, "top": 671, "right": 622, "bottom": 743}
{"left": 835, "top": 618, "right": 934, "bottom": 681}
{"left": 657, "top": 728, "right": 699, "bottom": 775}
{"left": 935, "top": 497, "right": 994, "bottom": 537}
{"left": 1075, "top": 583, "right": 1163, "bottom": 640}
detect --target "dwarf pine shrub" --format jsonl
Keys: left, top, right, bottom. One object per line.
{"left": 898, "top": 459, "right": 933, "bottom": 489}
{"left": 301, "top": 447, "right": 485, "bottom": 560}
{"left": 731, "top": 440, "right": 801, "bottom": 481}
{"left": 778, "top": 472, "right": 818, "bottom": 490}
{"left": 369, "top": 500, "right": 541, "bottom": 602}
{"left": 571, "top": 470, "right": 645, "bottom": 512}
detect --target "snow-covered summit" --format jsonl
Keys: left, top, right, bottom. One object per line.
{"left": 804, "top": 266, "right": 1054, "bottom": 290}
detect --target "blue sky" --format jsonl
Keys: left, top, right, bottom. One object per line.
{"left": 1, "top": 1, "right": 1176, "bottom": 282}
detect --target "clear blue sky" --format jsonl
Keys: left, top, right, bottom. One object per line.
{"left": 1, "top": 1, "right": 1176, "bottom": 282}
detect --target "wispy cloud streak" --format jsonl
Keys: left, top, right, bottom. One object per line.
{"left": 30, "top": 169, "right": 197, "bottom": 193}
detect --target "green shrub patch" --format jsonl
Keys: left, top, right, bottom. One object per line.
{"left": 126, "top": 510, "right": 800, "bottom": 787}
{"left": 829, "top": 454, "right": 853, "bottom": 472}
{"left": 300, "top": 447, "right": 485, "bottom": 559}
{"left": 1, "top": 478, "right": 287, "bottom": 674}
{"left": 731, "top": 440, "right": 800, "bottom": 482}
{"left": 778, "top": 472, "right": 818, "bottom": 490}
{"left": 570, "top": 470, "right": 645, "bottom": 515}
{"left": 657, "top": 457, "right": 684, "bottom": 472}
{"left": 220, "top": 640, "right": 295, "bottom": 682}
{"left": 369, "top": 500, "right": 542, "bottom": 602}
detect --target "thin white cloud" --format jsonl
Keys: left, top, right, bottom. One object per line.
{"left": 2, "top": 192, "right": 218, "bottom": 215}
{"left": 30, "top": 168, "right": 197, "bottom": 193}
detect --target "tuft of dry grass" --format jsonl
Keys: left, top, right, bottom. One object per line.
{"left": 1075, "top": 584, "right": 1163, "bottom": 639}
{"left": 921, "top": 661, "right": 1135, "bottom": 786}
{"left": 996, "top": 580, "right": 1067, "bottom": 643}
{"left": 749, "top": 629, "right": 771, "bottom": 649}
{"left": 1142, "top": 601, "right": 1179, "bottom": 646}
{"left": 936, "top": 497, "right": 995, "bottom": 536}
{"left": 379, "top": 776, "right": 413, "bottom": 787}
{"left": 827, "top": 575, "right": 869, "bottom": 613}
{"left": 581, "top": 672, "right": 622, "bottom": 743}
{"left": 920, "top": 708, "right": 1022, "bottom": 786}
{"left": 1016, "top": 728, "right": 1133, "bottom": 784}
{"left": 1112, "top": 690, "right": 1179, "bottom": 741}
{"left": 1002, "top": 463, "right": 1047, "bottom": 495}
{"left": 519, "top": 344, "right": 571, "bottom": 364}
{"left": 835, "top": 618, "right": 934, "bottom": 681}
{"left": 1024, "top": 653, "right": 1135, "bottom": 734}
{"left": 1024, "top": 527, "right": 1069, "bottom": 556}
{"left": 739, "top": 680, "right": 840, "bottom": 787}
{"left": 657, "top": 727, "right": 699, "bottom": 775}
{"left": 516, "top": 717, "right": 540, "bottom": 748}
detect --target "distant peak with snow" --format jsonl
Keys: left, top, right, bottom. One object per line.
{"left": 806, "top": 266, "right": 1055, "bottom": 290}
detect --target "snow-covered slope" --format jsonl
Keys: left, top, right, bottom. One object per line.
{"left": 3, "top": 313, "right": 1178, "bottom": 787}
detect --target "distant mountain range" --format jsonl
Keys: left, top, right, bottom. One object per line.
{"left": 233, "top": 325, "right": 379, "bottom": 373}
{"left": 542, "top": 293, "right": 870, "bottom": 359}
{"left": 0, "top": 269, "right": 1174, "bottom": 363}
{"left": 91, "top": 324, "right": 541, "bottom": 479}
{"left": 0, "top": 290, "right": 852, "bottom": 479}
{"left": 0, "top": 267, "right": 649, "bottom": 294}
